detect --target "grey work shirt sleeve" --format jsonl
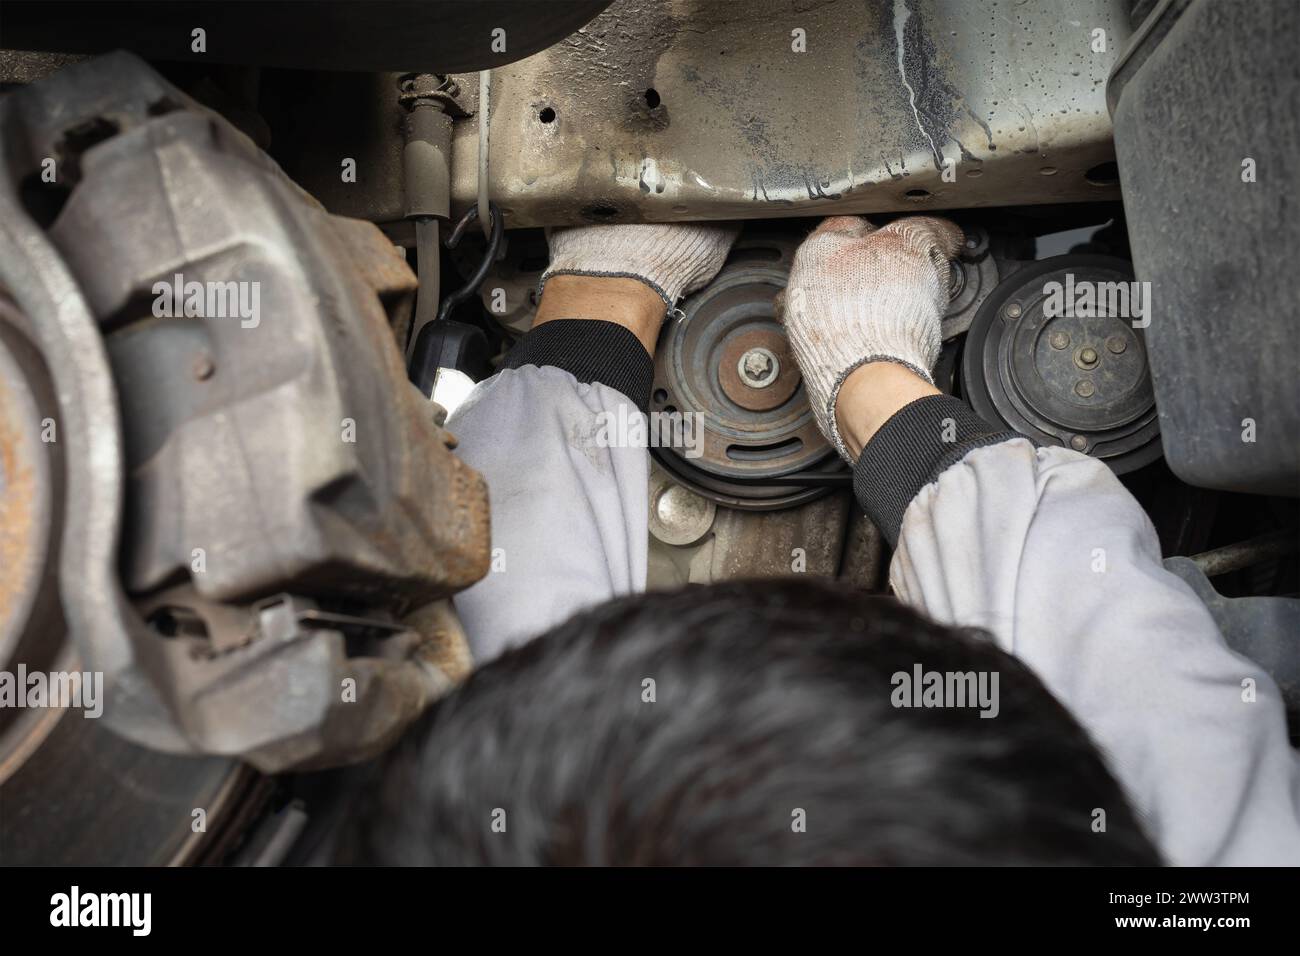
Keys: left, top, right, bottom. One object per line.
{"left": 855, "top": 394, "right": 1300, "bottom": 866}
{"left": 447, "top": 319, "right": 651, "bottom": 664}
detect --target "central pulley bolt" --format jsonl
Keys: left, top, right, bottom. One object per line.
{"left": 1076, "top": 346, "right": 1100, "bottom": 369}
{"left": 738, "top": 347, "right": 780, "bottom": 389}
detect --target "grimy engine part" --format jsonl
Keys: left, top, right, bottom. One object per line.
{"left": 0, "top": 53, "right": 490, "bottom": 777}
{"left": 961, "top": 255, "right": 1161, "bottom": 473}
{"left": 652, "top": 234, "right": 836, "bottom": 510}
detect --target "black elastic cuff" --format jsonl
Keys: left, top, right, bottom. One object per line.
{"left": 502, "top": 319, "right": 653, "bottom": 414}
{"left": 852, "top": 395, "right": 1022, "bottom": 548}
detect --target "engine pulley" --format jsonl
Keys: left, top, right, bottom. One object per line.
{"left": 960, "top": 255, "right": 1162, "bottom": 473}
{"left": 651, "top": 235, "right": 835, "bottom": 510}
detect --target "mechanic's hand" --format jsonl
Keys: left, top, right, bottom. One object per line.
{"left": 779, "top": 215, "right": 963, "bottom": 461}
{"left": 541, "top": 222, "right": 739, "bottom": 309}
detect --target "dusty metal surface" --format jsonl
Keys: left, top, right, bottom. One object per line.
{"left": 330, "top": 214, "right": 419, "bottom": 350}
{"left": 0, "top": 53, "right": 490, "bottom": 772}
{"left": 647, "top": 464, "right": 862, "bottom": 588}
{"left": 451, "top": 0, "right": 1129, "bottom": 227}
{"left": 0, "top": 293, "right": 251, "bottom": 867}
{"left": 81, "top": 127, "right": 489, "bottom": 611}
{"left": 837, "top": 506, "right": 888, "bottom": 592}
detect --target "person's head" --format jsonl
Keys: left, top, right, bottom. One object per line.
{"left": 340, "top": 579, "right": 1159, "bottom": 865}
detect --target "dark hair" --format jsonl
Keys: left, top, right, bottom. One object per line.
{"left": 338, "top": 578, "right": 1159, "bottom": 865}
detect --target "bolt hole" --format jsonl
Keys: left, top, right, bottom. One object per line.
{"left": 904, "top": 188, "right": 931, "bottom": 201}
{"left": 1084, "top": 161, "right": 1120, "bottom": 186}
{"left": 644, "top": 88, "right": 661, "bottom": 109}
{"left": 582, "top": 203, "right": 619, "bottom": 221}
{"left": 538, "top": 106, "right": 556, "bottom": 124}
{"left": 652, "top": 388, "right": 669, "bottom": 404}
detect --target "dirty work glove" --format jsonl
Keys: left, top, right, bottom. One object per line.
{"left": 541, "top": 223, "right": 739, "bottom": 310}
{"left": 780, "top": 215, "right": 964, "bottom": 461}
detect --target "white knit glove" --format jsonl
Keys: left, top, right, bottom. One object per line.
{"left": 541, "top": 223, "right": 739, "bottom": 309}
{"left": 780, "top": 215, "right": 964, "bottom": 461}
